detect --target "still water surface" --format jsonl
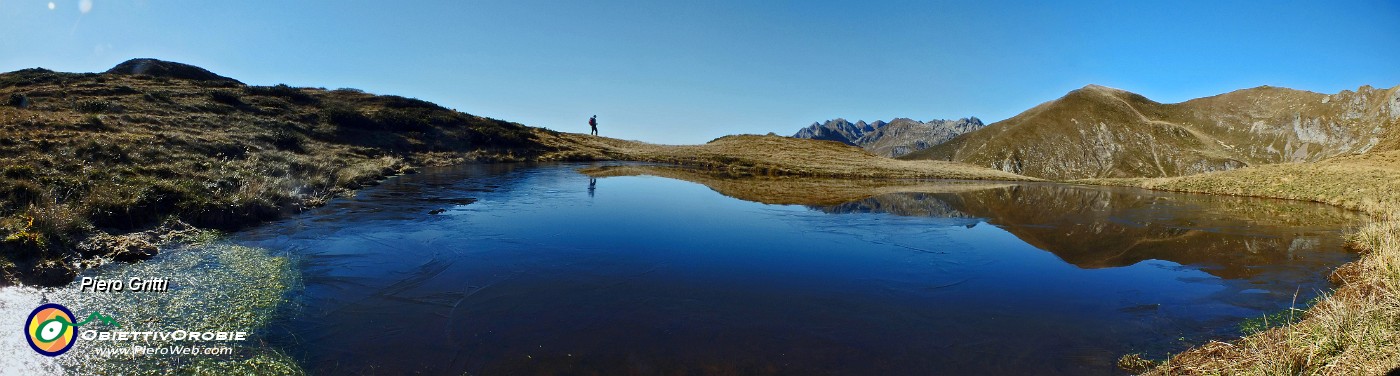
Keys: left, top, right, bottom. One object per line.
{"left": 233, "top": 163, "right": 1362, "bottom": 375}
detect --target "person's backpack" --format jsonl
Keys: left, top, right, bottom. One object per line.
{"left": 589, "top": 118, "right": 597, "bottom": 126}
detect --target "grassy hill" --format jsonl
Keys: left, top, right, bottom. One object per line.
{"left": 0, "top": 59, "right": 548, "bottom": 285}
{"left": 902, "top": 84, "right": 1400, "bottom": 180}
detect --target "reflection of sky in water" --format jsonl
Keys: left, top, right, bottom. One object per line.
{"left": 216, "top": 163, "right": 1360, "bottom": 375}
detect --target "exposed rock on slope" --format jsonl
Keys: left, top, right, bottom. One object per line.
{"left": 902, "top": 84, "right": 1400, "bottom": 180}
{"left": 855, "top": 118, "right": 985, "bottom": 157}
{"left": 792, "top": 117, "right": 984, "bottom": 157}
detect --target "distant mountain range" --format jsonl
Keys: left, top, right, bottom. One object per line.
{"left": 901, "top": 84, "right": 1400, "bottom": 180}
{"left": 791, "top": 117, "right": 985, "bottom": 157}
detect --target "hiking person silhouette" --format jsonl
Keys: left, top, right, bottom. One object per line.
{"left": 589, "top": 115, "right": 598, "bottom": 136}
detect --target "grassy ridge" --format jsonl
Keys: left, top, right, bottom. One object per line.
{"left": 0, "top": 63, "right": 545, "bottom": 285}
{"left": 1085, "top": 151, "right": 1400, "bottom": 374}
{"left": 538, "top": 131, "right": 1036, "bottom": 181}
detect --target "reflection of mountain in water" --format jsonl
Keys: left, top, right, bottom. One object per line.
{"left": 809, "top": 185, "right": 1363, "bottom": 279}
{"left": 813, "top": 193, "right": 981, "bottom": 227}
{"left": 581, "top": 165, "right": 1364, "bottom": 281}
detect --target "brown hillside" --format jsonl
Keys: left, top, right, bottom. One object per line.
{"left": 903, "top": 84, "right": 1400, "bottom": 180}
{"left": 0, "top": 59, "right": 548, "bottom": 285}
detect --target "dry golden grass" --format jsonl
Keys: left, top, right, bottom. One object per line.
{"left": 1085, "top": 151, "right": 1400, "bottom": 375}
{"left": 539, "top": 131, "right": 1037, "bottom": 181}
{"left": 1087, "top": 150, "right": 1400, "bottom": 213}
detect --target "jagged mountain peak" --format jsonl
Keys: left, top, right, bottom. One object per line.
{"left": 791, "top": 116, "right": 988, "bottom": 157}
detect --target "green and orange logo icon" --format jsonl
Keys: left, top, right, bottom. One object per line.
{"left": 25, "top": 303, "right": 118, "bottom": 356}
{"left": 26, "top": 303, "right": 77, "bottom": 356}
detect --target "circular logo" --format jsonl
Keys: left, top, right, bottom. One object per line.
{"left": 26, "top": 303, "right": 77, "bottom": 357}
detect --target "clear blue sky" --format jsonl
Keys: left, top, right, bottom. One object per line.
{"left": 2, "top": 1, "right": 1398, "bottom": 144}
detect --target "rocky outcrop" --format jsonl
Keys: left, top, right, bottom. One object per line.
{"left": 903, "top": 84, "right": 1400, "bottom": 180}
{"left": 855, "top": 118, "right": 984, "bottom": 157}
{"left": 792, "top": 117, "right": 984, "bottom": 157}
{"left": 792, "top": 118, "right": 880, "bottom": 145}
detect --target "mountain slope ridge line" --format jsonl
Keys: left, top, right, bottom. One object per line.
{"left": 902, "top": 84, "right": 1400, "bottom": 180}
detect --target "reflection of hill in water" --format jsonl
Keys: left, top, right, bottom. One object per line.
{"left": 583, "top": 165, "right": 1365, "bottom": 280}
{"left": 845, "top": 185, "right": 1363, "bottom": 279}
{"left": 579, "top": 165, "right": 1013, "bottom": 205}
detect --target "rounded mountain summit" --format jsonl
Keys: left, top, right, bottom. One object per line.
{"left": 104, "top": 58, "right": 243, "bottom": 85}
